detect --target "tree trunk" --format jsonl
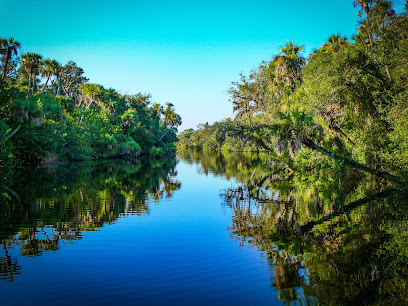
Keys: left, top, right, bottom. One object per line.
{"left": 54, "top": 78, "right": 60, "bottom": 96}
{"left": 291, "top": 67, "right": 302, "bottom": 85}
{"left": 160, "top": 129, "right": 173, "bottom": 141}
{"left": 1, "top": 48, "right": 11, "bottom": 80}
{"left": 4, "top": 125, "right": 21, "bottom": 143}
{"left": 62, "top": 84, "right": 70, "bottom": 97}
{"left": 385, "top": 64, "right": 392, "bottom": 81}
{"left": 31, "top": 73, "right": 35, "bottom": 95}
{"left": 364, "top": 5, "right": 375, "bottom": 46}
{"left": 251, "top": 136, "right": 294, "bottom": 173}
{"left": 41, "top": 73, "right": 51, "bottom": 93}
{"left": 55, "top": 77, "right": 61, "bottom": 96}
{"left": 28, "top": 73, "right": 32, "bottom": 96}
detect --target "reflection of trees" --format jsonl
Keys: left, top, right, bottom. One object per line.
{"left": 0, "top": 241, "right": 21, "bottom": 281}
{"left": 0, "top": 156, "right": 180, "bottom": 281}
{"left": 225, "top": 181, "right": 408, "bottom": 303}
{"left": 177, "top": 148, "right": 285, "bottom": 183}
{"left": 299, "top": 187, "right": 403, "bottom": 234}
{"left": 269, "top": 252, "right": 318, "bottom": 304}
{"left": 181, "top": 148, "right": 408, "bottom": 304}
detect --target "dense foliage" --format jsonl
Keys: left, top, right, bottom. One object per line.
{"left": 0, "top": 39, "right": 182, "bottom": 167}
{"left": 179, "top": 0, "right": 408, "bottom": 179}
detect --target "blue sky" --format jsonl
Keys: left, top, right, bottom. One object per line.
{"left": 1, "top": 0, "right": 363, "bottom": 130}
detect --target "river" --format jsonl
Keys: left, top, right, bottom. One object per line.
{"left": 1, "top": 149, "right": 407, "bottom": 305}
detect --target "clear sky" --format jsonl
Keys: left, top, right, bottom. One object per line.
{"left": 1, "top": 0, "right": 363, "bottom": 131}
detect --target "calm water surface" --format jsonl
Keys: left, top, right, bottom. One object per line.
{"left": 1, "top": 150, "right": 408, "bottom": 305}
{"left": 0, "top": 153, "right": 280, "bottom": 305}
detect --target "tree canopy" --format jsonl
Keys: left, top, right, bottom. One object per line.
{"left": 0, "top": 38, "right": 182, "bottom": 168}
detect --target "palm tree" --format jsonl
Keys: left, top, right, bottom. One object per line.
{"left": 270, "top": 109, "right": 404, "bottom": 184}
{"left": 40, "top": 59, "right": 60, "bottom": 93}
{"left": 48, "top": 60, "right": 63, "bottom": 95}
{"left": 0, "top": 38, "right": 21, "bottom": 80}
{"left": 274, "top": 41, "right": 305, "bottom": 87}
{"left": 21, "top": 52, "right": 43, "bottom": 95}
{"left": 353, "top": 0, "right": 377, "bottom": 46}
{"left": 271, "top": 109, "right": 322, "bottom": 158}
{"left": 322, "top": 34, "right": 349, "bottom": 53}
{"left": 162, "top": 102, "right": 181, "bottom": 128}
{"left": 159, "top": 102, "right": 182, "bottom": 141}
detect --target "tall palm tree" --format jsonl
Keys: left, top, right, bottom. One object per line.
{"left": 353, "top": 0, "right": 377, "bottom": 46}
{"left": 159, "top": 102, "right": 182, "bottom": 141}
{"left": 50, "top": 61, "right": 62, "bottom": 96}
{"left": 274, "top": 41, "right": 305, "bottom": 87}
{"left": 0, "top": 38, "right": 21, "bottom": 80}
{"left": 40, "top": 58, "right": 60, "bottom": 93}
{"left": 163, "top": 102, "right": 181, "bottom": 128}
{"left": 21, "top": 53, "right": 43, "bottom": 96}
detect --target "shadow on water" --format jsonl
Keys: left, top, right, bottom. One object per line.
{"left": 0, "top": 156, "right": 180, "bottom": 281}
{"left": 178, "top": 148, "right": 408, "bottom": 305}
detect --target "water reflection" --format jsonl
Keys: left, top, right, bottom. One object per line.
{"left": 0, "top": 243, "right": 21, "bottom": 281}
{"left": 180, "top": 148, "right": 408, "bottom": 305}
{"left": 0, "top": 157, "right": 180, "bottom": 281}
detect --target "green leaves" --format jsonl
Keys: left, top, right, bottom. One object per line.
{"left": 0, "top": 37, "right": 182, "bottom": 166}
